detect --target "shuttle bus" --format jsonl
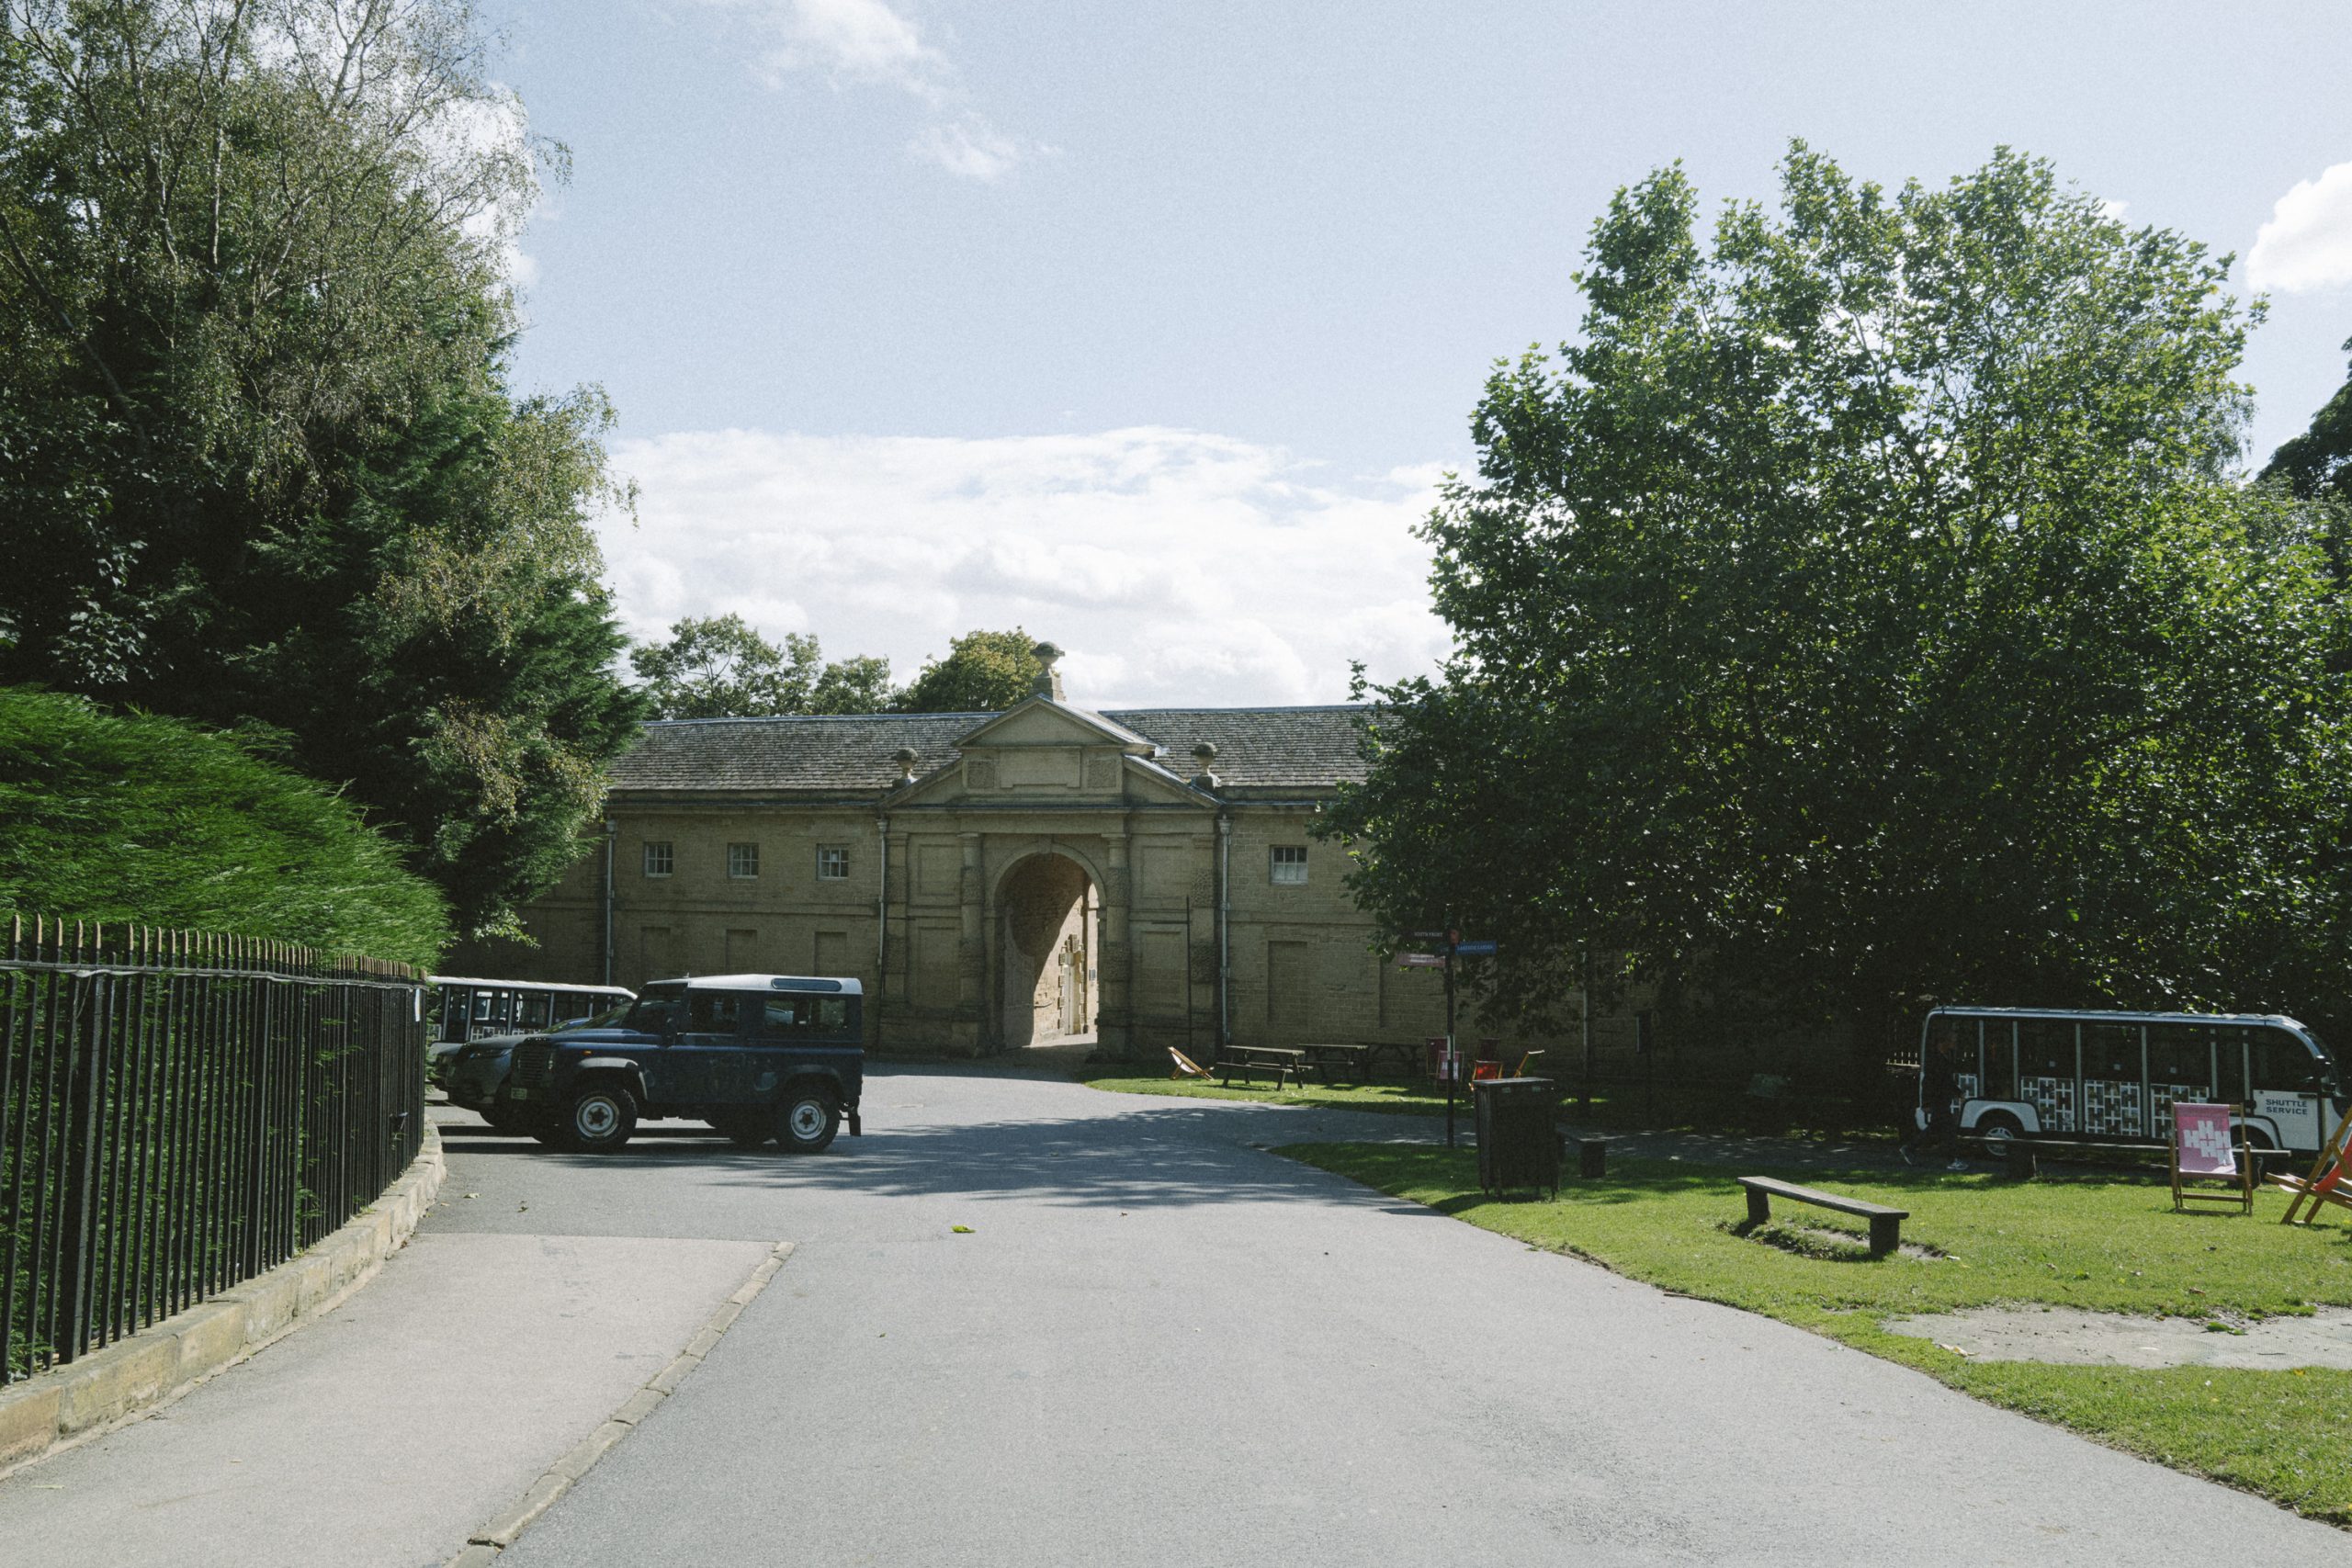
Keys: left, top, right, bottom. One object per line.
{"left": 428, "top": 977, "right": 635, "bottom": 1060}
{"left": 1919, "top": 1007, "right": 2345, "bottom": 1156}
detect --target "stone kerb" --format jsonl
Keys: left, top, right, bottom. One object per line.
{"left": 0, "top": 1122, "right": 447, "bottom": 1476}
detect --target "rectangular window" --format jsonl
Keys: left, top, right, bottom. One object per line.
{"left": 1271, "top": 846, "right": 1308, "bottom": 886}
{"left": 642, "top": 840, "right": 673, "bottom": 878}
{"left": 728, "top": 842, "right": 760, "bottom": 879}
{"left": 817, "top": 846, "right": 850, "bottom": 881}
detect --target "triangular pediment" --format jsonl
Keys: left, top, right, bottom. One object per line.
{"left": 877, "top": 697, "right": 1216, "bottom": 809}
{"left": 956, "top": 697, "right": 1157, "bottom": 754}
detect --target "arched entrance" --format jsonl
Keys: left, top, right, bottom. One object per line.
{"left": 997, "top": 853, "right": 1099, "bottom": 1048}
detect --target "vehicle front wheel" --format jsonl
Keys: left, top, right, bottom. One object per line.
{"left": 775, "top": 1089, "right": 840, "bottom": 1155}
{"left": 558, "top": 1084, "right": 638, "bottom": 1153}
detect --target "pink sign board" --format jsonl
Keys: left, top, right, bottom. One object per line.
{"left": 2174, "top": 1103, "right": 2237, "bottom": 1176}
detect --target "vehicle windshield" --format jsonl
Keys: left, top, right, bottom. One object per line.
{"left": 555, "top": 1003, "right": 633, "bottom": 1032}
{"left": 623, "top": 987, "right": 687, "bottom": 1033}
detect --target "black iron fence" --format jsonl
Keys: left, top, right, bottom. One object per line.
{"left": 2, "top": 916, "right": 426, "bottom": 1384}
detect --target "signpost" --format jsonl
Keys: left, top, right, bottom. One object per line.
{"left": 1393, "top": 928, "right": 1499, "bottom": 1147}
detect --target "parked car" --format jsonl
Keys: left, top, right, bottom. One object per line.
{"left": 497, "top": 975, "right": 865, "bottom": 1155}
{"left": 442, "top": 1002, "right": 636, "bottom": 1131}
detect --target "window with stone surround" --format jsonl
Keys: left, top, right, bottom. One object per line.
{"left": 817, "top": 846, "right": 851, "bottom": 881}
{"left": 1271, "top": 845, "right": 1308, "bottom": 886}
{"left": 642, "top": 840, "right": 673, "bottom": 878}
{"left": 728, "top": 841, "right": 760, "bottom": 879}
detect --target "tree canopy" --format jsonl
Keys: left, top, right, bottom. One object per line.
{"left": 630, "top": 615, "right": 893, "bottom": 719}
{"left": 1325, "top": 145, "right": 2352, "bottom": 1053}
{"left": 0, "top": 0, "right": 641, "bottom": 939}
{"left": 2265, "top": 338, "right": 2352, "bottom": 507}
{"left": 897, "top": 628, "right": 1049, "bottom": 713}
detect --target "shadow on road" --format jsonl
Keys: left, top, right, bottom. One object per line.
{"left": 436, "top": 1067, "right": 1446, "bottom": 1217}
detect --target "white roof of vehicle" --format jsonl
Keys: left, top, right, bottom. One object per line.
{"left": 429, "top": 976, "right": 637, "bottom": 997}
{"left": 648, "top": 974, "right": 864, "bottom": 997}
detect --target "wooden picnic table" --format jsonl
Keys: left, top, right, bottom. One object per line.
{"left": 1295, "top": 1043, "right": 1372, "bottom": 1085}
{"left": 1217, "top": 1045, "right": 1306, "bottom": 1088}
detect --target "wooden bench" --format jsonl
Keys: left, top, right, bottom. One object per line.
{"left": 1737, "top": 1176, "right": 1908, "bottom": 1257}
{"left": 1296, "top": 1043, "right": 1371, "bottom": 1085}
{"left": 1217, "top": 1045, "right": 1306, "bottom": 1089}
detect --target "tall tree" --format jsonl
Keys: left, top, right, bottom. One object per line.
{"left": 896, "top": 628, "right": 1047, "bottom": 713}
{"left": 1326, "top": 145, "right": 2352, "bottom": 1050}
{"left": 0, "top": 0, "right": 640, "bottom": 938}
{"left": 629, "top": 615, "right": 893, "bottom": 719}
{"left": 2265, "top": 338, "right": 2352, "bottom": 506}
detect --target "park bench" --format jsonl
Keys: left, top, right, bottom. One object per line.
{"left": 1296, "top": 1043, "right": 1371, "bottom": 1085}
{"left": 1217, "top": 1045, "right": 1306, "bottom": 1089}
{"left": 1736, "top": 1176, "right": 1908, "bottom": 1257}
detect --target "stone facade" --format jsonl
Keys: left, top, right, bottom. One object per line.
{"left": 460, "top": 689, "right": 1467, "bottom": 1061}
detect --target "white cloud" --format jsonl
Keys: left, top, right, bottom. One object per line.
{"left": 910, "top": 116, "right": 1046, "bottom": 183}
{"left": 2248, "top": 162, "right": 2352, "bottom": 294}
{"left": 600, "top": 427, "right": 1453, "bottom": 708}
{"left": 696, "top": 0, "right": 1048, "bottom": 181}
{"left": 738, "top": 0, "right": 941, "bottom": 93}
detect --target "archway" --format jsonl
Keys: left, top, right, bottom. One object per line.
{"left": 997, "top": 853, "right": 1098, "bottom": 1048}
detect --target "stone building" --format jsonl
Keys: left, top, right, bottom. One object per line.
{"left": 476, "top": 660, "right": 1457, "bottom": 1060}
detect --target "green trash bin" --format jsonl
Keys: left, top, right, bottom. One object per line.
{"left": 1474, "top": 1077, "right": 1560, "bottom": 1197}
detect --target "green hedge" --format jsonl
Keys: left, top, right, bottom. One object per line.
{"left": 0, "top": 688, "right": 447, "bottom": 967}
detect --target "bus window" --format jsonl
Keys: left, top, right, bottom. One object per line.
{"left": 472, "top": 991, "right": 494, "bottom": 1023}
{"left": 2080, "top": 1022, "right": 2143, "bottom": 1136}
{"left": 520, "top": 993, "right": 552, "bottom": 1029}
{"left": 2018, "top": 1019, "right": 2077, "bottom": 1133}
{"left": 2145, "top": 1023, "right": 2211, "bottom": 1097}
{"left": 2252, "top": 1028, "right": 2325, "bottom": 1095}
{"left": 1981, "top": 1018, "right": 2017, "bottom": 1101}
{"left": 2213, "top": 1029, "right": 2248, "bottom": 1103}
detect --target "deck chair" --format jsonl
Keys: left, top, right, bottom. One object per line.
{"left": 2272, "top": 1104, "right": 2352, "bottom": 1225}
{"left": 1168, "top": 1047, "right": 1212, "bottom": 1080}
{"left": 2169, "top": 1103, "right": 2253, "bottom": 1213}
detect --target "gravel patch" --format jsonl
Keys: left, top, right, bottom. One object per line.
{"left": 1885, "top": 1305, "right": 2352, "bottom": 1369}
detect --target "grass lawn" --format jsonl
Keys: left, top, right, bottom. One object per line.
{"left": 1283, "top": 1143, "right": 2352, "bottom": 1526}
{"left": 1075, "top": 1064, "right": 1900, "bottom": 1144}
{"left": 1075, "top": 1065, "right": 1672, "bottom": 1125}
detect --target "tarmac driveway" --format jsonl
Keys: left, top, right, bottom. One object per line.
{"left": 433, "top": 1063, "right": 2345, "bottom": 1567}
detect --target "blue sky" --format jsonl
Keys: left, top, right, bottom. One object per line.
{"left": 483, "top": 0, "right": 2352, "bottom": 707}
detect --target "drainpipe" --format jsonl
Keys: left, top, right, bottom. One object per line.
{"left": 1216, "top": 813, "right": 1232, "bottom": 1046}
{"left": 875, "top": 812, "right": 889, "bottom": 1050}
{"left": 600, "top": 818, "right": 616, "bottom": 987}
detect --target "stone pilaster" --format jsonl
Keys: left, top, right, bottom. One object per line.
{"left": 956, "top": 833, "right": 986, "bottom": 1051}
{"left": 1098, "top": 829, "right": 1133, "bottom": 1058}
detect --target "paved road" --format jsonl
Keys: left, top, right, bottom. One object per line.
{"left": 0, "top": 1224, "right": 770, "bottom": 1567}
{"left": 419, "top": 1064, "right": 2344, "bottom": 1568}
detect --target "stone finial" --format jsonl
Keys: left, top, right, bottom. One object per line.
{"left": 1030, "top": 642, "right": 1066, "bottom": 702}
{"left": 892, "top": 746, "right": 919, "bottom": 785}
{"left": 1190, "top": 740, "right": 1220, "bottom": 791}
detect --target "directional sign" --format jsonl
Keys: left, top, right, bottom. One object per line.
{"left": 1395, "top": 953, "right": 1447, "bottom": 968}
{"left": 1408, "top": 931, "right": 1449, "bottom": 942}
{"left": 1453, "top": 940, "right": 1499, "bottom": 958}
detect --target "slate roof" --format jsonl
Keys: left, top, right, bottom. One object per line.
{"left": 605, "top": 705, "right": 1371, "bottom": 796}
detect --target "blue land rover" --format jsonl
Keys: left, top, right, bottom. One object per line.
{"left": 498, "top": 975, "right": 865, "bottom": 1154}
